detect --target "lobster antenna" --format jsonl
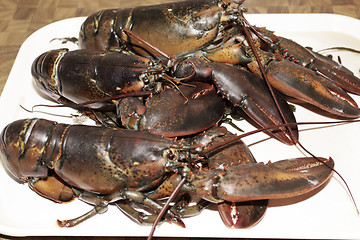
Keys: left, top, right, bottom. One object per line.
{"left": 240, "top": 12, "right": 297, "bottom": 145}
{"left": 20, "top": 105, "right": 73, "bottom": 118}
{"left": 296, "top": 140, "right": 359, "bottom": 215}
{"left": 30, "top": 91, "right": 154, "bottom": 110}
{"left": 122, "top": 29, "right": 171, "bottom": 61}
{"left": 148, "top": 177, "right": 187, "bottom": 240}
{"left": 317, "top": 47, "right": 360, "bottom": 54}
{"left": 199, "top": 120, "right": 360, "bottom": 157}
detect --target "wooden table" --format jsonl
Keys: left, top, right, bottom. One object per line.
{"left": 0, "top": 0, "right": 359, "bottom": 239}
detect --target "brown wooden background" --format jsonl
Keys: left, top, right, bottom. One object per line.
{"left": 0, "top": 0, "right": 360, "bottom": 239}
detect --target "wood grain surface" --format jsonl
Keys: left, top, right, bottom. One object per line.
{"left": 0, "top": 0, "right": 360, "bottom": 239}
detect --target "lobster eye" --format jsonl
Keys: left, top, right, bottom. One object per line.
{"left": 220, "top": 0, "right": 231, "bottom": 9}
{"left": 167, "top": 152, "right": 175, "bottom": 160}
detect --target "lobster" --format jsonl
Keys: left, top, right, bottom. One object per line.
{"left": 0, "top": 118, "right": 334, "bottom": 230}
{"left": 31, "top": 47, "right": 297, "bottom": 144}
{"left": 78, "top": 0, "right": 360, "bottom": 119}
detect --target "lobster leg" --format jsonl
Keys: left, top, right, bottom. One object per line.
{"left": 115, "top": 198, "right": 187, "bottom": 227}
{"left": 171, "top": 198, "right": 210, "bottom": 219}
{"left": 115, "top": 200, "right": 158, "bottom": 225}
{"left": 57, "top": 189, "right": 111, "bottom": 227}
{"left": 58, "top": 189, "right": 184, "bottom": 227}
{"left": 117, "top": 194, "right": 210, "bottom": 225}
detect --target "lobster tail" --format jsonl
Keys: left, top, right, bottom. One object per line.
{"left": 31, "top": 49, "right": 68, "bottom": 102}
{"left": 0, "top": 119, "right": 52, "bottom": 181}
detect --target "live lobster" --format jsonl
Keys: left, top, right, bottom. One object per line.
{"left": 78, "top": 0, "right": 360, "bottom": 119}
{"left": 1, "top": 0, "right": 359, "bottom": 237}
{"left": 0, "top": 118, "right": 334, "bottom": 229}
{"left": 31, "top": 47, "right": 297, "bottom": 144}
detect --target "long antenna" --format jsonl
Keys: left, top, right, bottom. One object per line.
{"left": 147, "top": 177, "right": 187, "bottom": 240}
{"left": 30, "top": 91, "right": 154, "bottom": 110}
{"left": 200, "top": 120, "right": 359, "bottom": 157}
{"left": 240, "top": 12, "right": 297, "bottom": 145}
{"left": 122, "top": 29, "right": 171, "bottom": 61}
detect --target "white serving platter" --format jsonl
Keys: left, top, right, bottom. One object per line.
{"left": 0, "top": 14, "right": 360, "bottom": 239}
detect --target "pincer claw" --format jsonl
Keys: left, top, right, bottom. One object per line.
{"left": 208, "top": 61, "right": 298, "bottom": 145}
{"left": 266, "top": 59, "right": 360, "bottom": 118}
{"left": 309, "top": 50, "right": 360, "bottom": 95}
{"left": 218, "top": 200, "right": 268, "bottom": 228}
{"left": 278, "top": 36, "right": 360, "bottom": 96}
{"left": 214, "top": 157, "right": 334, "bottom": 202}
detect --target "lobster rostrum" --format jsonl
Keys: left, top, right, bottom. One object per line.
{"left": 78, "top": 0, "right": 360, "bottom": 119}
{"left": 31, "top": 44, "right": 297, "bottom": 144}
{"left": 0, "top": 118, "right": 334, "bottom": 228}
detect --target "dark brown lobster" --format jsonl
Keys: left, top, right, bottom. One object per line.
{"left": 31, "top": 47, "right": 297, "bottom": 144}
{"left": 78, "top": 0, "right": 360, "bottom": 119}
{"left": 0, "top": 118, "right": 334, "bottom": 229}
{"left": 16, "top": 0, "right": 360, "bottom": 234}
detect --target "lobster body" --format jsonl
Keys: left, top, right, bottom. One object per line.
{"left": 0, "top": 118, "right": 334, "bottom": 228}
{"left": 31, "top": 48, "right": 229, "bottom": 138}
{"left": 1, "top": 118, "right": 175, "bottom": 195}
{"left": 32, "top": 49, "right": 161, "bottom": 110}
{"left": 32, "top": 48, "right": 297, "bottom": 144}
{"left": 79, "top": 0, "right": 360, "bottom": 119}
{"left": 79, "top": 0, "right": 226, "bottom": 56}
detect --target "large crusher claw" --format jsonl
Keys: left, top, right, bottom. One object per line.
{"left": 190, "top": 157, "right": 334, "bottom": 202}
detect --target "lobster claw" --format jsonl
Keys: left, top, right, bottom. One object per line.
{"left": 249, "top": 29, "right": 360, "bottom": 118}
{"left": 278, "top": 36, "right": 360, "bottom": 96}
{"left": 117, "top": 82, "right": 226, "bottom": 137}
{"left": 172, "top": 57, "right": 298, "bottom": 145}
{"left": 204, "top": 129, "right": 269, "bottom": 228}
{"left": 216, "top": 157, "right": 334, "bottom": 202}
{"left": 266, "top": 59, "right": 360, "bottom": 118}
{"left": 208, "top": 61, "right": 298, "bottom": 145}
{"left": 189, "top": 157, "right": 334, "bottom": 203}
{"left": 217, "top": 200, "right": 268, "bottom": 228}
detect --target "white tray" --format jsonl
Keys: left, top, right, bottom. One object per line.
{"left": 0, "top": 14, "right": 360, "bottom": 239}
